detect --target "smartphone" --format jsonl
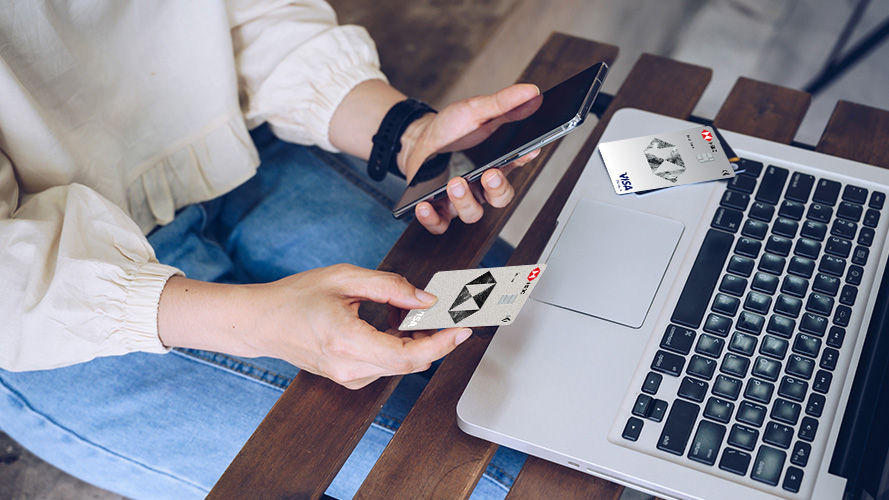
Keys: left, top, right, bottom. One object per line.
{"left": 391, "top": 61, "right": 608, "bottom": 219}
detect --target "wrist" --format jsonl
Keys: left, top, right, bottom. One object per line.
{"left": 395, "top": 112, "right": 435, "bottom": 178}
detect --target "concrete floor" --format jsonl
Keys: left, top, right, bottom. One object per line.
{"left": 3, "top": 0, "right": 888, "bottom": 498}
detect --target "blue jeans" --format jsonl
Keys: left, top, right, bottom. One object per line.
{"left": 0, "top": 126, "right": 524, "bottom": 499}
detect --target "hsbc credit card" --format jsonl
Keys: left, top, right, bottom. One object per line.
{"left": 399, "top": 264, "right": 546, "bottom": 331}
{"left": 599, "top": 125, "right": 735, "bottom": 194}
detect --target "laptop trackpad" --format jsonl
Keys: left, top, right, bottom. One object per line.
{"left": 531, "top": 199, "right": 684, "bottom": 328}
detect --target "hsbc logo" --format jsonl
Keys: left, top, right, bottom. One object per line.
{"left": 527, "top": 267, "right": 541, "bottom": 281}
{"left": 701, "top": 129, "right": 713, "bottom": 142}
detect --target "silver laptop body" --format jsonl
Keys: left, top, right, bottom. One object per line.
{"left": 458, "top": 108, "right": 889, "bottom": 500}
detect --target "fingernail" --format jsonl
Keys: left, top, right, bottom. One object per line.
{"left": 455, "top": 328, "right": 472, "bottom": 345}
{"left": 415, "top": 288, "right": 436, "bottom": 304}
{"left": 451, "top": 181, "right": 466, "bottom": 197}
{"left": 486, "top": 172, "right": 502, "bottom": 188}
{"left": 417, "top": 204, "right": 431, "bottom": 217}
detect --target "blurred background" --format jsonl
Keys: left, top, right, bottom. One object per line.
{"left": 2, "top": 0, "right": 887, "bottom": 498}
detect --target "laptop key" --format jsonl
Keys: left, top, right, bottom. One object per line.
{"left": 651, "top": 350, "right": 685, "bottom": 377}
{"left": 831, "top": 219, "right": 857, "bottom": 240}
{"left": 688, "top": 420, "right": 726, "bottom": 466}
{"left": 712, "top": 207, "right": 743, "bottom": 233}
{"left": 813, "top": 370, "right": 833, "bottom": 393}
{"left": 846, "top": 265, "right": 864, "bottom": 285}
{"left": 842, "top": 184, "right": 868, "bottom": 204}
{"left": 771, "top": 398, "right": 801, "bottom": 425}
{"left": 649, "top": 399, "right": 668, "bottom": 422}
{"left": 840, "top": 284, "right": 858, "bottom": 306}
{"left": 786, "top": 354, "right": 815, "bottom": 379}
{"left": 751, "top": 445, "right": 787, "bottom": 486}
{"left": 742, "top": 219, "right": 769, "bottom": 240}
{"left": 827, "top": 326, "right": 846, "bottom": 348}
{"left": 755, "top": 166, "right": 789, "bottom": 205}
{"left": 807, "top": 203, "right": 833, "bottom": 223}
{"left": 704, "top": 397, "right": 735, "bottom": 424}
{"left": 800, "top": 312, "right": 827, "bottom": 335}
{"left": 806, "top": 393, "right": 826, "bottom": 417}
{"left": 642, "top": 371, "right": 663, "bottom": 394}
{"left": 869, "top": 191, "right": 886, "bottom": 209}
{"left": 783, "top": 466, "right": 804, "bottom": 493}
{"left": 720, "top": 448, "right": 752, "bottom": 475}
{"left": 791, "top": 441, "right": 812, "bottom": 467}
{"left": 704, "top": 313, "right": 733, "bottom": 337}
{"left": 712, "top": 374, "right": 743, "bottom": 400}
{"left": 798, "top": 416, "right": 818, "bottom": 442}
{"left": 752, "top": 355, "right": 782, "bottom": 381}
{"left": 813, "top": 273, "right": 841, "bottom": 295}
{"left": 687, "top": 355, "right": 717, "bottom": 380}
{"left": 834, "top": 305, "right": 852, "bottom": 327}
{"left": 764, "top": 421, "right": 794, "bottom": 449}
{"left": 859, "top": 227, "right": 876, "bottom": 246}
{"left": 744, "top": 378, "right": 775, "bottom": 404}
{"left": 825, "top": 236, "right": 852, "bottom": 258}
{"left": 852, "top": 246, "right": 869, "bottom": 266}
{"left": 622, "top": 417, "right": 644, "bottom": 441}
{"left": 728, "top": 255, "right": 756, "bottom": 277}
{"left": 864, "top": 209, "right": 881, "bottom": 228}
{"left": 778, "top": 376, "right": 808, "bottom": 402}
{"left": 752, "top": 273, "right": 779, "bottom": 295}
{"left": 767, "top": 314, "right": 796, "bottom": 338}
{"left": 837, "top": 201, "right": 863, "bottom": 222}
{"left": 800, "top": 220, "right": 828, "bottom": 241}
{"left": 728, "top": 424, "right": 759, "bottom": 451}
{"left": 737, "top": 311, "right": 765, "bottom": 334}
{"left": 660, "top": 324, "right": 696, "bottom": 355}
{"left": 729, "top": 332, "right": 758, "bottom": 356}
{"left": 678, "top": 376, "right": 709, "bottom": 403}
{"left": 632, "top": 394, "right": 653, "bottom": 417}
{"left": 737, "top": 401, "right": 767, "bottom": 427}
{"left": 720, "top": 190, "right": 750, "bottom": 211}
{"left": 695, "top": 334, "right": 725, "bottom": 358}
{"left": 749, "top": 201, "right": 775, "bottom": 222}
{"left": 759, "top": 336, "right": 789, "bottom": 360}
{"left": 657, "top": 399, "right": 700, "bottom": 455}
{"left": 720, "top": 354, "right": 750, "bottom": 378}
{"left": 671, "top": 229, "right": 734, "bottom": 329}
{"left": 788, "top": 256, "right": 816, "bottom": 278}
{"left": 792, "top": 334, "right": 822, "bottom": 358}
{"left": 813, "top": 178, "right": 841, "bottom": 205}
{"left": 820, "top": 348, "right": 839, "bottom": 371}
{"left": 785, "top": 173, "right": 815, "bottom": 203}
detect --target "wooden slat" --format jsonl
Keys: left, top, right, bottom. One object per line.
{"left": 354, "top": 36, "right": 619, "bottom": 500}
{"left": 712, "top": 77, "right": 810, "bottom": 143}
{"left": 816, "top": 100, "right": 889, "bottom": 168}
{"left": 504, "top": 52, "right": 712, "bottom": 498}
{"left": 209, "top": 33, "right": 614, "bottom": 500}
{"left": 505, "top": 458, "right": 623, "bottom": 500}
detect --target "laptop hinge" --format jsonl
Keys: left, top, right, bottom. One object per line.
{"left": 829, "top": 254, "right": 889, "bottom": 500}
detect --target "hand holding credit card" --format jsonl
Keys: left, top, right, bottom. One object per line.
{"left": 400, "top": 264, "right": 546, "bottom": 330}
{"left": 599, "top": 125, "right": 736, "bottom": 194}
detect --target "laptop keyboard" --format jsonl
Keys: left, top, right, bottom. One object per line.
{"left": 620, "top": 158, "right": 886, "bottom": 495}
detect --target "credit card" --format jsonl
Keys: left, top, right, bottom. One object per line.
{"left": 599, "top": 125, "right": 735, "bottom": 194}
{"left": 399, "top": 264, "right": 546, "bottom": 330}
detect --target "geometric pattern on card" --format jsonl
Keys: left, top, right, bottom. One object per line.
{"left": 448, "top": 271, "right": 496, "bottom": 323}
{"left": 644, "top": 137, "right": 686, "bottom": 183}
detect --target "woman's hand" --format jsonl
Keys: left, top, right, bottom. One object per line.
{"left": 398, "top": 84, "right": 542, "bottom": 234}
{"left": 158, "top": 264, "right": 471, "bottom": 389}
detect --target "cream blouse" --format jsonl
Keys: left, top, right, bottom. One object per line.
{"left": 0, "top": 0, "right": 388, "bottom": 370}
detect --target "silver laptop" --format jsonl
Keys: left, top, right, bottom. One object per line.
{"left": 458, "top": 108, "right": 889, "bottom": 500}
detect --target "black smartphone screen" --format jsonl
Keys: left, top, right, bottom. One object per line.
{"left": 392, "top": 61, "right": 608, "bottom": 218}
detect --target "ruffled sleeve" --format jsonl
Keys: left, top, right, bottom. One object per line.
{"left": 227, "top": 0, "right": 388, "bottom": 151}
{"left": 0, "top": 148, "right": 182, "bottom": 371}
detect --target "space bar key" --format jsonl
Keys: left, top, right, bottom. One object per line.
{"left": 670, "top": 229, "right": 734, "bottom": 329}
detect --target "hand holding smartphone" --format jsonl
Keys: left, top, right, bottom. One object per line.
{"left": 392, "top": 61, "right": 609, "bottom": 219}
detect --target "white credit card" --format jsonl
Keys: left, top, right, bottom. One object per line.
{"left": 399, "top": 264, "right": 546, "bottom": 331}
{"left": 599, "top": 125, "right": 735, "bottom": 194}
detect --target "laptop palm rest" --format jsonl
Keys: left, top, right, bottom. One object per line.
{"left": 531, "top": 199, "right": 684, "bottom": 328}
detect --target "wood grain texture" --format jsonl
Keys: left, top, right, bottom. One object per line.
{"left": 505, "top": 458, "right": 623, "bottom": 500}
{"left": 208, "top": 34, "right": 616, "bottom": 500}
{"left": 712, "top": 77, "right": 810, "bottom": 143}
{"left": 354, "top": 36, "right": 619, "bottom": 500}
{"left": 816, "top": 101, "right": 889, "bottom": 169}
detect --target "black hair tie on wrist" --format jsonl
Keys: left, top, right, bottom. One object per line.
{"left": 368, "top": 98, "right": 436, "bottom": 181}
